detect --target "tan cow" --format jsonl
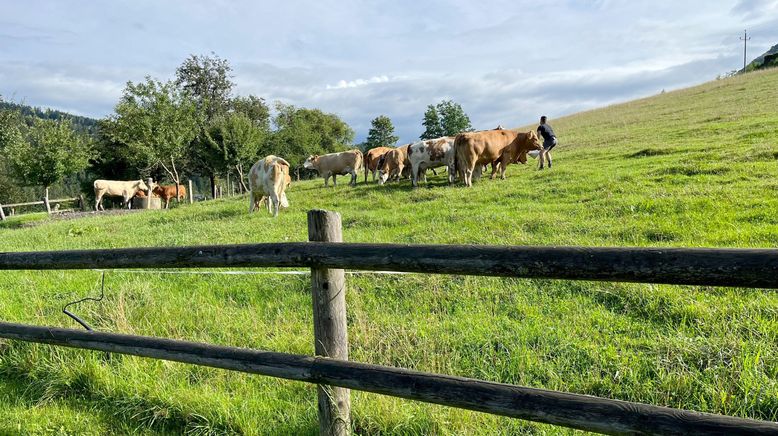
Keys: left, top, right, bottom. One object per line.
{"left": 248, "top": 155, "right": 291, "bottom": 217}
{"left": 454, "top": 130, "right": 542, "bottom": 186}
{"left": 407, "top": 137, "right": 456, "bottom": 187}
{"left": 93, "top": 179, "right": 154, "bottom": 210}
{"left": 303, "top": 149, "right": 363, "bottom": 187}
{"left": 364, "top": 146, "right": 393, "bottom": 183}
{"left": 153, "top": 184, "right": 187, "bottom": 209}
{"left": 377, "top": 143, "right": 411, "bottom": 185}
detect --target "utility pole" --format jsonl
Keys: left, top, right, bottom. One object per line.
{"left": 740, "top": 29, "right": 751, "bottom": 72}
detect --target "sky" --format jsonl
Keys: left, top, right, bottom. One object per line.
{"left": 2, "top": 0, "right": 778, "bottom": 144}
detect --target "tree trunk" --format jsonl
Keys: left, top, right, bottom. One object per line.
{"left": 210, "top": 174, "right": 217, "bottom": 200}
{"left": 236, "top": 164, "right": 249, "bottom": 193}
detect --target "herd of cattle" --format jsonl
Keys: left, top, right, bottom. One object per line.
{"left": 91, "top": 127, "right": 545, "bottom": 217}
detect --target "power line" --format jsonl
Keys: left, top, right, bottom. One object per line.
{"left": 740, "top": 29, "right": 751, "bottom": 72}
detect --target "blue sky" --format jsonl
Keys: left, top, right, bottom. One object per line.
{"left": 2, "top": 0, "right": 778, "bottom": 143}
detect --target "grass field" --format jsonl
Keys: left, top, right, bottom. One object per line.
{"left": 1, "top": 69, "right": 777, "bottom": 435}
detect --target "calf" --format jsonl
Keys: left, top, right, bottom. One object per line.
{"left": 303, "top": 149, "right": 363, "bottom": 187}
{"left": 248, "top": 155, "right": 292, "bottom": 217}
{"left": 93, "top": 179, "right": 153, "bottom": 210}
{"left": 407, "top": 137, "right": 455, "bottom": 187}
{"left": 153, "top": 184, "right": 187, "bottom": 209}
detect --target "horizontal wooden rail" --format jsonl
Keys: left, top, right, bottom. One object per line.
{"left": 0, "top": 322, "right": 775, "bottom": 435}
{"left": 1, "top": 243, "right": 777, "bottom": 288}
{"left": 1, "top": 200, "right": 45, "bottom": 208}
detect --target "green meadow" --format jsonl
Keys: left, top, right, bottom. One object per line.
{"left": 1, "top": 69, "right": 777, "bottom": 434}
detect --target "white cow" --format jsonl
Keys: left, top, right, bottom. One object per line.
{"left": 407, "top": 137, "right": 456, "bottom": 187}
{"left": 248, "top": 155, "right": 291, "bottom": 217}
{"left": 93, "top": 179, "right": 153, "bottom": 211}
{"left": 303, "top": 149, "right": 363, "bottom": 187}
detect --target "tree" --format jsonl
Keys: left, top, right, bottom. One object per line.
{"left": 105, "top": 77, "right": 199, "bottom": 200}
{"left": 231, "top": 95, "right": 270, "bottom": 128}
{"left": 269, "top": 102, "right": 354, "bottom": 179}
{"left": 207, "top": 111, "right": 268, "bottom": 192}
{"left": 420, "top": 104, "right": 444, "bottom": 139}
{"left": 364, "top": 115, "right": 399, "bottom": 151}
{"left": 175, "top": 53, "right": 235, "bottom": 123}
{"left": 4, "top": 117, "right": 93, "bottom": 195}
{"left": 437, "top": 100, "right": 473, "bottom": 136}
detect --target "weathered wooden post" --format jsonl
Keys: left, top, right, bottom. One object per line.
{"left": 188, "top": 180, "right": 193, "bottom": 204}
{"left": 307, "top": 210, "right": 350, "bottom": 435}
{"left": 145, "top": 178, "right": 153, "bottom": 210}
{"left": 0, "top": 203, "right": 5, "bottom": 221}
{"left": 78, "top": 194, "right": 86, "bottom": 211}
{"left": 43, "top": 188, "right": 51, "bottom": 214}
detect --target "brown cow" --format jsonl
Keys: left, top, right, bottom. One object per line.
{"left": 153, "top": 184, "right": 187, "bottom": 209}
{"left": 303, "top": 149, "right": 363, "bottom": 187}
{"left": 377, "top": 143, "right": 411, "bottom": 185}
{"left": 364, "top": 146, "right": 393, "bottom": 183}
{"left": 454, "top": 130, "right": 541, "bottom": 186}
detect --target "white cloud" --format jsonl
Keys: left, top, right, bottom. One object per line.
{"left": 326, "top": 75, "right": 391, "bottom": 90}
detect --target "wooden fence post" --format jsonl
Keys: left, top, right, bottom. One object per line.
{"left": 146, "top": 178, "right": 153, "bottom": 210}
{"left": 307, "top": 210, "right": 350, "bottom": 436}
{"left": 43, "top": 188, "right": 51, "bottom": 214}
{"left": 188, "top": 180, "right": 193, "bottom": 204}
{"left": 0, "top": 203, "right": 5, "bottom": 221}
{"left": 78, "top": 194, "right": 86, "bottom": 212}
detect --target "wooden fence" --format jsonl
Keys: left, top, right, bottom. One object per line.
{"left": 0, "top": 187, "right": 84, "bottom": 221}
{"left": 0, "top": 209, "right": 777, "bottom": 435}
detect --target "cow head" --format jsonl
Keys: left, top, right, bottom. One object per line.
{"left": 376, "top": 154, "right": 391, "bottom": 185}
{"left": 303, "top": 155, "right": 319, "bottom": 170}
{"left": 513, "top": 130, "right": 542, "bottom": 164}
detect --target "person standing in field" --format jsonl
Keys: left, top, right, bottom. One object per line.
{"left": 537, "top": 115, "right": 557, "bottom": 169}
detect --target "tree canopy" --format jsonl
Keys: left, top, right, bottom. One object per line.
{"left": 4, "top": 117, "right": 93, "bottom": 190}
{"left": 365, "top": 115, "right": 399, "bottom": 150}
{"left": 422, "top": 100, "right": 473, "bottom": 137}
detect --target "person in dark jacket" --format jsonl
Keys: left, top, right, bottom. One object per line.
{"left": 537, "top": 115, "right": 557, "bottom": 169}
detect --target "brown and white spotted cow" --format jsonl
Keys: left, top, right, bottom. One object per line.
{"left": 407, "top": 136, "right": 456, "bottom": 187}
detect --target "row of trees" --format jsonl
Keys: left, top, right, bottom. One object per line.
{"left": 1, "top": 53, "right": 476, "bottom": 205}
{"left": 362, "top": 100, "right": 473, "bottom": 151}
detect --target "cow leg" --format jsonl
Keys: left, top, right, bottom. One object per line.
{"left": 500, "top": 156, "right": 509, "bottom": 179}
{"left": 411, "top": 163, "right": 419, "bottom": 187}
{"left": 269, "top": 192, "right": 279, "bottom": 216}
{"left": 539, "top": 150, "right": 546, "bottom": 170}
{"left": 547, "top": 151, "right": 553, "bottom": 168}
{"left": 95, "top": 194, "right": 102, "bottom": 211}
{"left": 350, "top": 171, "right": 357, "bottom": 186}
{"left": 332, "top": 174, "right": 337, "bottom": 187}
{"left": 324, "top": 174, "right": 330, "bottom": 187}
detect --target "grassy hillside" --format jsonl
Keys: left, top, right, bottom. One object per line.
{"left": 1, "top": 69, "right": 777, "bottom": 435}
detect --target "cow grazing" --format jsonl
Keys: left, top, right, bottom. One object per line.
{"left": 303, "top": 149, "right": 363, "bottom": 187}
{"left": 153, "top": 184, "right": 187, "bottom": 209}
{"left": 377, "top": 143, "right": 412, "bottom": 185}
{"left": 407, "top": 137, "right": 456, "bottom": 187}
{"left": 249, "top": 155, "right": 292, "bottom": 217}
{"left": 454, "top": 130, "right": 542, "bottom": 187}
{"left": 364, "top": 146, "right": 394, "bottom": 183}
{"left": 93, "top": 179, "right": 153, "bottom": 210}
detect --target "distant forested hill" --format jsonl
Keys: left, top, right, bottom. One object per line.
{"left": 746, "top": 43, "right": 778, "bottom": 72}
{"left": 0, "top": 100, "right": 98, "bottom": 134}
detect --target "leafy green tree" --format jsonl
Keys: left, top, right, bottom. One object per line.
{"left": 420, "top": 104, "right": 444, "bottom": 139}
{"left": 364, "top": 115, "right": 399, "bottom": 151}
{"left": 4, "top": 117, "right": 93, "bottom": 195}
{"left": 437, "top": 100, "right": 473, "bottom": 136}
{"left": 231, "top": 95, "right": 271, "bottom": 128}
{"left": 105, "top": 77, "right": 199, "bottom": 198}
{"left": 207, "top": 111, "right": 268, "bottom": 191}
{"left": 269, "top": 102, "right": 354, "bottom": 178}
{"left": 175, "top": 53, "right": 235, "bottom": 122}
